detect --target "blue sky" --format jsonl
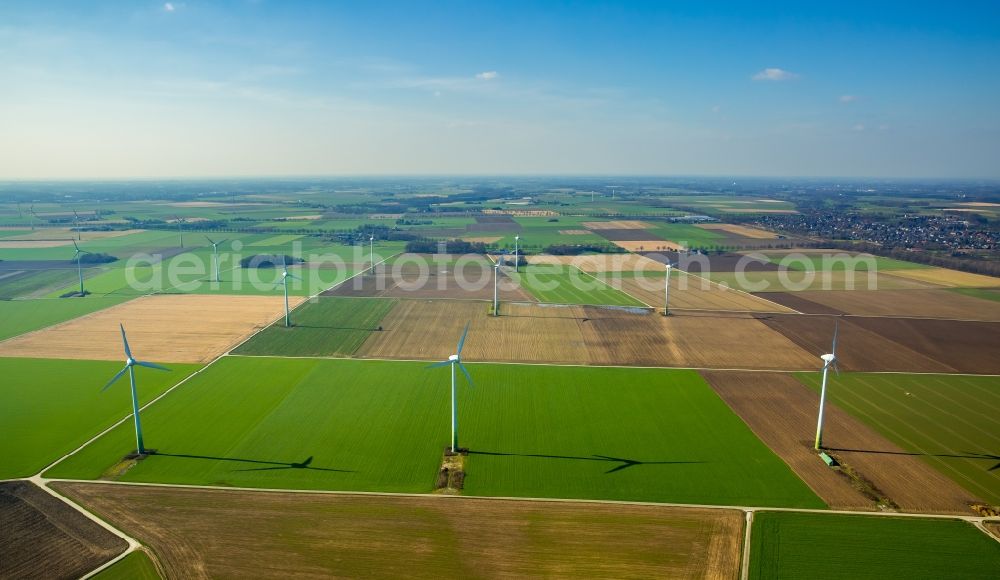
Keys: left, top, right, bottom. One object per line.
{"left": 1, "top": 1, "right": 998, "bottom": 178}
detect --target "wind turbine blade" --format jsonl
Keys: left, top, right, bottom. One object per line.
{"left": 831, "top": 318, "right": 840, "bottom": 357}
{"left": 217, "top": 239, "right": 228, "bottom": 245}
{"left": 119, "top": 324, "right": 133, "bottom": 359}
{"left": 73, "top": 240, "right": 80, "bottom": 251}
{"left": 286, "top": 272, "right": 302, "bottom": 280}
{"left": 426, "top": 360, "right": 452, "bottom": 369}
{"left": 136, "top": 361, "right": 171, "bottom": 372}
{"left": 205, "top": 235, "right": 216, "bottom": 245}
{"left": 457, "top": 322, "right": 470, "bottom": 355}
{"left": 458, "top": 362, "right": 475, "bottom": 388}
{"left": 101, "top": 366, "right": 129, "bottom": 392}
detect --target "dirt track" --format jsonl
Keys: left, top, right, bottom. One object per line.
{"left": 55, "top": 482, "right": 743, "bottom": 579}
{"left": 0, "top": 294, "right": 302, "bottom": 363}
{"left": 0, "top": 481, "right": 126, "bottom": 580}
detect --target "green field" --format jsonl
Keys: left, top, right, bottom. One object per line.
{"left": 0, "top": 358, "right": 200, "bottom": 478}
{"left": 0, "top": 268, "right": 89, "bottom": 299}
{"left": 643, "top": 222, "right": 725, "bottom": 248}
{"left": 233, "top": 297, "right": 396, "bottom": 357}
{"left": 487, "top": 216, "right": 608, "bottom": 248}
{"left": 93, "top": 552, "right": 161, "bottom": 580}
{"left": 46, "top": 359, "right": 823, "bottom": 507}
{"left": 511, "top": 264, "right": 646, "bottom": 306}
{"left": 749, "top": 512, "right": 1000, "bottom": 579}
{"left": 796, "top": 372, "right": 1000, "bottom": 505}
{"left": 42, "top": 240, "right": 396, "bottom": 297}
{"left": 950, "top": 287, "right": 1000, "bottom": 303}
{"left": 0, "top": 297, "right": 133, "bottom": 341}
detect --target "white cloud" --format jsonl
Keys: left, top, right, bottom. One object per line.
{"left": 752, "top": 68, "right": 798, "bottom": 81}
{"left": 711, "top": 105, "right": 721, "bottom": 113}
{"left": 852, "top": 123, "right": 866, "bottom": 132}
{"left": 839, "top": 94, "right": 858, "bottom": 103}
{"left": 163, "top": 2, "right": 176, "bottom": 12}
{"left": 475, "top": 71, "right": 499, "bottom": 80}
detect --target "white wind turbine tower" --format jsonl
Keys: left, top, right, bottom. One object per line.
{"left": 205, "top": 236, "right": 228, "bottom": 282}
{"left": 492, "top": 261, "right": 500, "bottom": 316}
{"left": 369, "top": 234, "right": 375, "bottom": 274}
{"left": 72, "top": 241, "right": 91, "bottom": 296}
{"left": 102, "top": 324, "right": 170, "bottom": 456}
{"left": 514, "top": 235, "right": 521, "bottom": 272}
{"left": 427, "top": 323, "right": 475, "bottom": 453}
{"left": 277, "top": 255, "right": 301, "bottom": 327}
{"left": 814, "top": 319, "right": 841, "bottom": 450}
{"left": 663, "top": 261, "right": 672, "bottom": 315}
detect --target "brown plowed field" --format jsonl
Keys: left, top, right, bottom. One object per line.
{"left": 702, "top": 371, "right": 979, "bottom": 514}
{"left": 756, "top": 314, "right": 948, "bottom": 373}
{"left": 324, "top": 258, "right": 533, "bottom": 302}
{"left": 708, "top": 270, "right": 939, "bottom": 292}
{"left": 617, "top": 274, "right": 794, "bottom": 313}
{"left": 847, "top": 317, "right": 1000, "bottom": 374}
{"left": 757, "top": 314, "right": 1000, "bottom": 374}
{"left": 754, "top": 292, "right": 847, "bottom": 315}
{"left": 527, "top": 253, "right": 664, "bottom": 273}
{"left": 764, "top": 289, "right": 1000, "bottom": 321}
{"left": 359, "top": 300, "right": 816, "bottom": 369}
{"left": 0, "top": 294, "right": 300, "bottom": 363}
{"left": 0, "top": 481, "right": 126, "bottom": 580}
{"left": 55, "top": 482, "right": 743, "bottom": 579}
{"left": 641, "top": 251, "right": 781, "bottom": 273}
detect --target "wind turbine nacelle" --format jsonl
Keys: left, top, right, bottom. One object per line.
{"left": 448, "top": 354, "right": 459, "bottom": 362}
{"left": 821, "top": 353, "right": 836, "bottom": 363}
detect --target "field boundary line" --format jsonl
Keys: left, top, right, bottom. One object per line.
{"left": 222, "top": 353, "right": 1000, "bottom": 378}
{"left": 42, "top": 478, "right": 997, "bottom": 522}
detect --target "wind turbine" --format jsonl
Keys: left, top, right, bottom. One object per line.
{"left": 29, "top": 205, "right": 37, "bottom": 231}
{"left": 102, "top": 324, "right": 170, "bottom": 456}
{"left": 663, "top": 261, "right": 672, "bottom": 316}
{"left": 277, "top": 255, "right": 300, "bottom": 327}
{"left": 174, "top": 215, "right": 185, "bottom": 248}
{"left": 72, "top": 241, "right": 91, "bottom": 296}
{"left": 369, "top": 234, "right": 375, "bottom": 274}
{"left": 492, "top": 261, "right": 500, "bottom": 316}
{"left": 814, "top": 319, "right": 841, "bottom": 450}
{"left": 514, "top": 235, "right": 521, "bottom": 273}
{"left": 72, "top": 210, "right": 82, "bottom": 240}
{"left": 427, "top": 323, "right": 475, "bottom": 453}
{"left": 205, "top": 236, "right": 228, "bottom": 282}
